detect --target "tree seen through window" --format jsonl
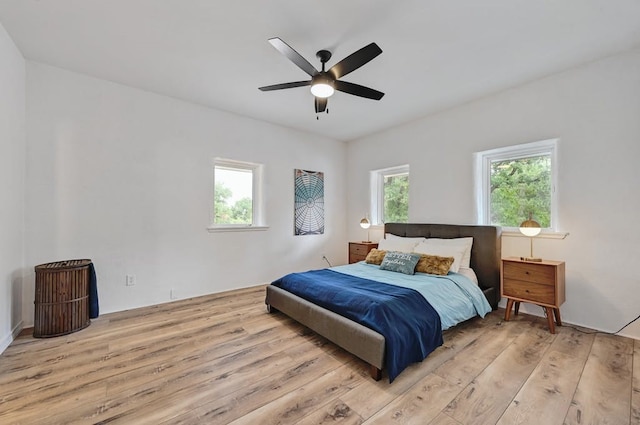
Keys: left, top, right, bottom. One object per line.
{"left": 214, "top": 167, "right": 253, "bottom": 225}
{"left": 490, "top": 155, "right": 551, "bottom": 228}
{"left": 383, "top": 173, "right": 409, "bottom": 223}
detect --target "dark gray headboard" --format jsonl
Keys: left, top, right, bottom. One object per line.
{"left": 384, "top": 223, "right": 502, "bottom": 309}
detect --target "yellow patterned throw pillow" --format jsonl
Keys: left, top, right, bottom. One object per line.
{"left": 365, "top": 248, "right": 387, "bottom": 265}
{"left": 415, "top": 254, "right": 455, "bottom": 275}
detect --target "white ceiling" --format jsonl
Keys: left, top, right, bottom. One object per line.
{"left": 1, "top": 1, "right": 640, "bottom": 141}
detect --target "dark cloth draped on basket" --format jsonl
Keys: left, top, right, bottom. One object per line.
{"left": 272, "top": 269, "right": 442, "bottom": 382}
{"left": 89, "top": 262, "right": 99, "bottom": 318}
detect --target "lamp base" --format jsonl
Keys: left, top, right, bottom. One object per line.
{"left": 362, "top": 240, "right": 372, "bottom": 243}
{"left": 520, "top": 256, "right": 542, "bottom": 262}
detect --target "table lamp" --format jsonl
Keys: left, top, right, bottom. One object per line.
{"left": 360, "top": 217, "right": 371, "bottom": 243}
{"left": 519, "top": 213, "right": 542, "bottom": 262}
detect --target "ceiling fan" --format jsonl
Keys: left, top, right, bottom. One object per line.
{"left": 259, "top": 37, "right": 384, "bottom": 114}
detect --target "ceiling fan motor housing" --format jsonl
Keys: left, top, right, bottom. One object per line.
{"left": 311, "top": 73, "right": 334, "bottom": 88}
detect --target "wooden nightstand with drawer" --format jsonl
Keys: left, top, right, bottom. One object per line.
{"left": 348, "top": 242, "right": 378, "bottom": 264}
{"left": 501, "top": 257, "right": 566, "bottom": 334}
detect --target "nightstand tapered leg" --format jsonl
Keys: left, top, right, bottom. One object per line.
{"left": 545, "top": 307, "right": 556, "bottom": 334}
{"left": 553, "top": 308, "right": 562, "bottom": 326}
{"left": 514, "top": 302, "right": 520, "bottom": 315}
{"left": 505, "top": 299, "right": 514, "bottom": 321}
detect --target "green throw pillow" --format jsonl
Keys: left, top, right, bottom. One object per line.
{"left": 379, "top": 251, "right": 421, "bottom": 275}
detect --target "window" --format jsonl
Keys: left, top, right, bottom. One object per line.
{"left": 210, "top": 158, "right": 266, "bottom": 231}
{"left": 474, "top": 139, "right": 558, "bottom": 230}
{"left": 370, "top": 165, "right": 409, "bottom": 225}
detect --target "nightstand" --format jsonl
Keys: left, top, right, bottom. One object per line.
{"left": 501, "top": 257, "right": 566, "bottom": 334}
{"left": 348, "top": 242, "right": 378, "bottom": 264}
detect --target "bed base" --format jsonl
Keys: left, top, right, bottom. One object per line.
{"left": 266, "top": 284, "right": 495, "bottom": 381}
{"left": 265, "top": 285, "right": 384, "bottom": 380}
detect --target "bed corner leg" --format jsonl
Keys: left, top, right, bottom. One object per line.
{"left": 266, "top": 304, "right": 278, "bottom": 314}
{"left": 369, "top": 365, "right": 382, "bottom": 381}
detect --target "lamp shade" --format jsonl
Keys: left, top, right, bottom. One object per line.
{"left": 519, "top": 215, "right": 541, "bottom": 237}
{"left": 360, "top": 217, "right": 371, "bottom": 229}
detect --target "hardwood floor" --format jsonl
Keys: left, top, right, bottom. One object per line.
{"left": 0, "top": 284, "right": 638, "bottom": 424}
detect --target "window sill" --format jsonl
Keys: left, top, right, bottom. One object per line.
{"left": 501, "top": 230, "right": 569, "bottom": 240}
{"left": 207, "top": 225, "right": 270, "bottom": 233}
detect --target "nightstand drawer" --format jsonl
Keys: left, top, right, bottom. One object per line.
{"left": 348, "top": 242, "right": 378, "bottom": 264}
{"left": 350, "top": 253, "right": 368, "bottom": 263}
{"left": 503, "top": 279, "right": 555, "bottom": 305}
{"left": 350, "top": 244, "right": 371, "bottom": 256}
{"left": 503, "top": 261, "right": 555, "bottom": 285}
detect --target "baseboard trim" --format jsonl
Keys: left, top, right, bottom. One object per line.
{"left": 18, "top": 326, "right": 33, "bottom": 337}
{"left": 0, "top": 320, "right": 24, "bottom": 355}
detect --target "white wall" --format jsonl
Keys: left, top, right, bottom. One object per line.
{"left": 24, "top": 62, "right": 347, "bottom": 323}
{"left": 0, "top": 23, "right": 26, "bottom": 351}
{"left": 347, "top": 49, "right": 640, "bottom": 339}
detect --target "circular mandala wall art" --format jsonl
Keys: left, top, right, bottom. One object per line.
{"left": 294, "top": 169, "right": 324, "bottom": 235}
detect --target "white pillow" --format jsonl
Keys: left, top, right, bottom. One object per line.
{"left": 457, "top": 267, "right": 479, "bottom": 285}
{"left": 378, "top": 237, "right": 422, "bottom": 253}
{"left": 413, "top": 241, "right": 466, "bottom": 273}
{"left": 421, "top": 237, "right": 473, "bottom": 269}
{"left": 385, "top": 233, "right": 427, "bottom": 244}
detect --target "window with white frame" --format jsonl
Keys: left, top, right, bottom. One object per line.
{"left": 370, "top": 165, "right": 409, "bottom": 225}
{"left": 474, "top": 139, "right": 558, "bottom": 231}
{"left": 210, "top": 158, "right": 265, "bottom": 230}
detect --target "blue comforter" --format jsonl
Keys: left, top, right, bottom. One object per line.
{"left": 331, "top": 262, "right": 492, "bottom": 329}
{"left": 272, "top": 269, "right": 443, "bottom": 382}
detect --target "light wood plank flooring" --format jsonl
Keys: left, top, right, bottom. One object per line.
{"left": 0, "top": 285, "right": 638, "bottom": 424}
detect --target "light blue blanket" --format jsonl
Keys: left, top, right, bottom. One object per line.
{"left": 331, "top": 262, "right": 492, "bottom": 330}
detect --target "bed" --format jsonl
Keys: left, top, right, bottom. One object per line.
{"left": 265, "top": 223, "right": 502, "bottom": 382}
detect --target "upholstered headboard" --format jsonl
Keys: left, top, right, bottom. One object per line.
{"left": 384, "top": 223, "right": 502, "bottom": 309}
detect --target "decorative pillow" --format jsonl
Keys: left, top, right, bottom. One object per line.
{"left": 379, "top": 251, "right": 421, "bottom": 275}
{"left": 413, "top": 242, "right": 466, "bottom": 273}
{"left": 377, "top": 237, "right": 421, "bottom": 253}
{"left": 365, "top": 248, "right": 387, "bottom": 265}
{"left": 415, "top": 254, "right": 455, "bottom": 275}
{"left": 421, "top": 237, "right": 474, "bottom": 269}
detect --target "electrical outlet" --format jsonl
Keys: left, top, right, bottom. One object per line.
{"left": 126, "top": 274, "right": 136, "bottom": 286}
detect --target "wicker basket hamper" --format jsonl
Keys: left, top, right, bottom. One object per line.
{"left": 33, "top": 259, "right": 92, "bottom": 338}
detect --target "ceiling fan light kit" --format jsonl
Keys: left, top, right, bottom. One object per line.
{"left": 259, "top": 37, "right": 384, "bottom": 114}
{"left": 310, "top": 83, "right": 334, "bottom": 98}
{"left": 310, "top": 75, "right": 335, "bottom": 98}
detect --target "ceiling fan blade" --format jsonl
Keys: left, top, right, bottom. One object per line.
{"left": 315, "top": 97, "right": 327, "bottom": 113}
{"left": 334, "top": 80, "right": 384, "bottom": 100}
{"left": 259, "top": 80, "right": 311, "bottom": 91}
{"left": 268, "top": 37, "right": 318, "bottom": 77}
{"left": 328, "top": 43, "right": 382, "bottom": 79}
